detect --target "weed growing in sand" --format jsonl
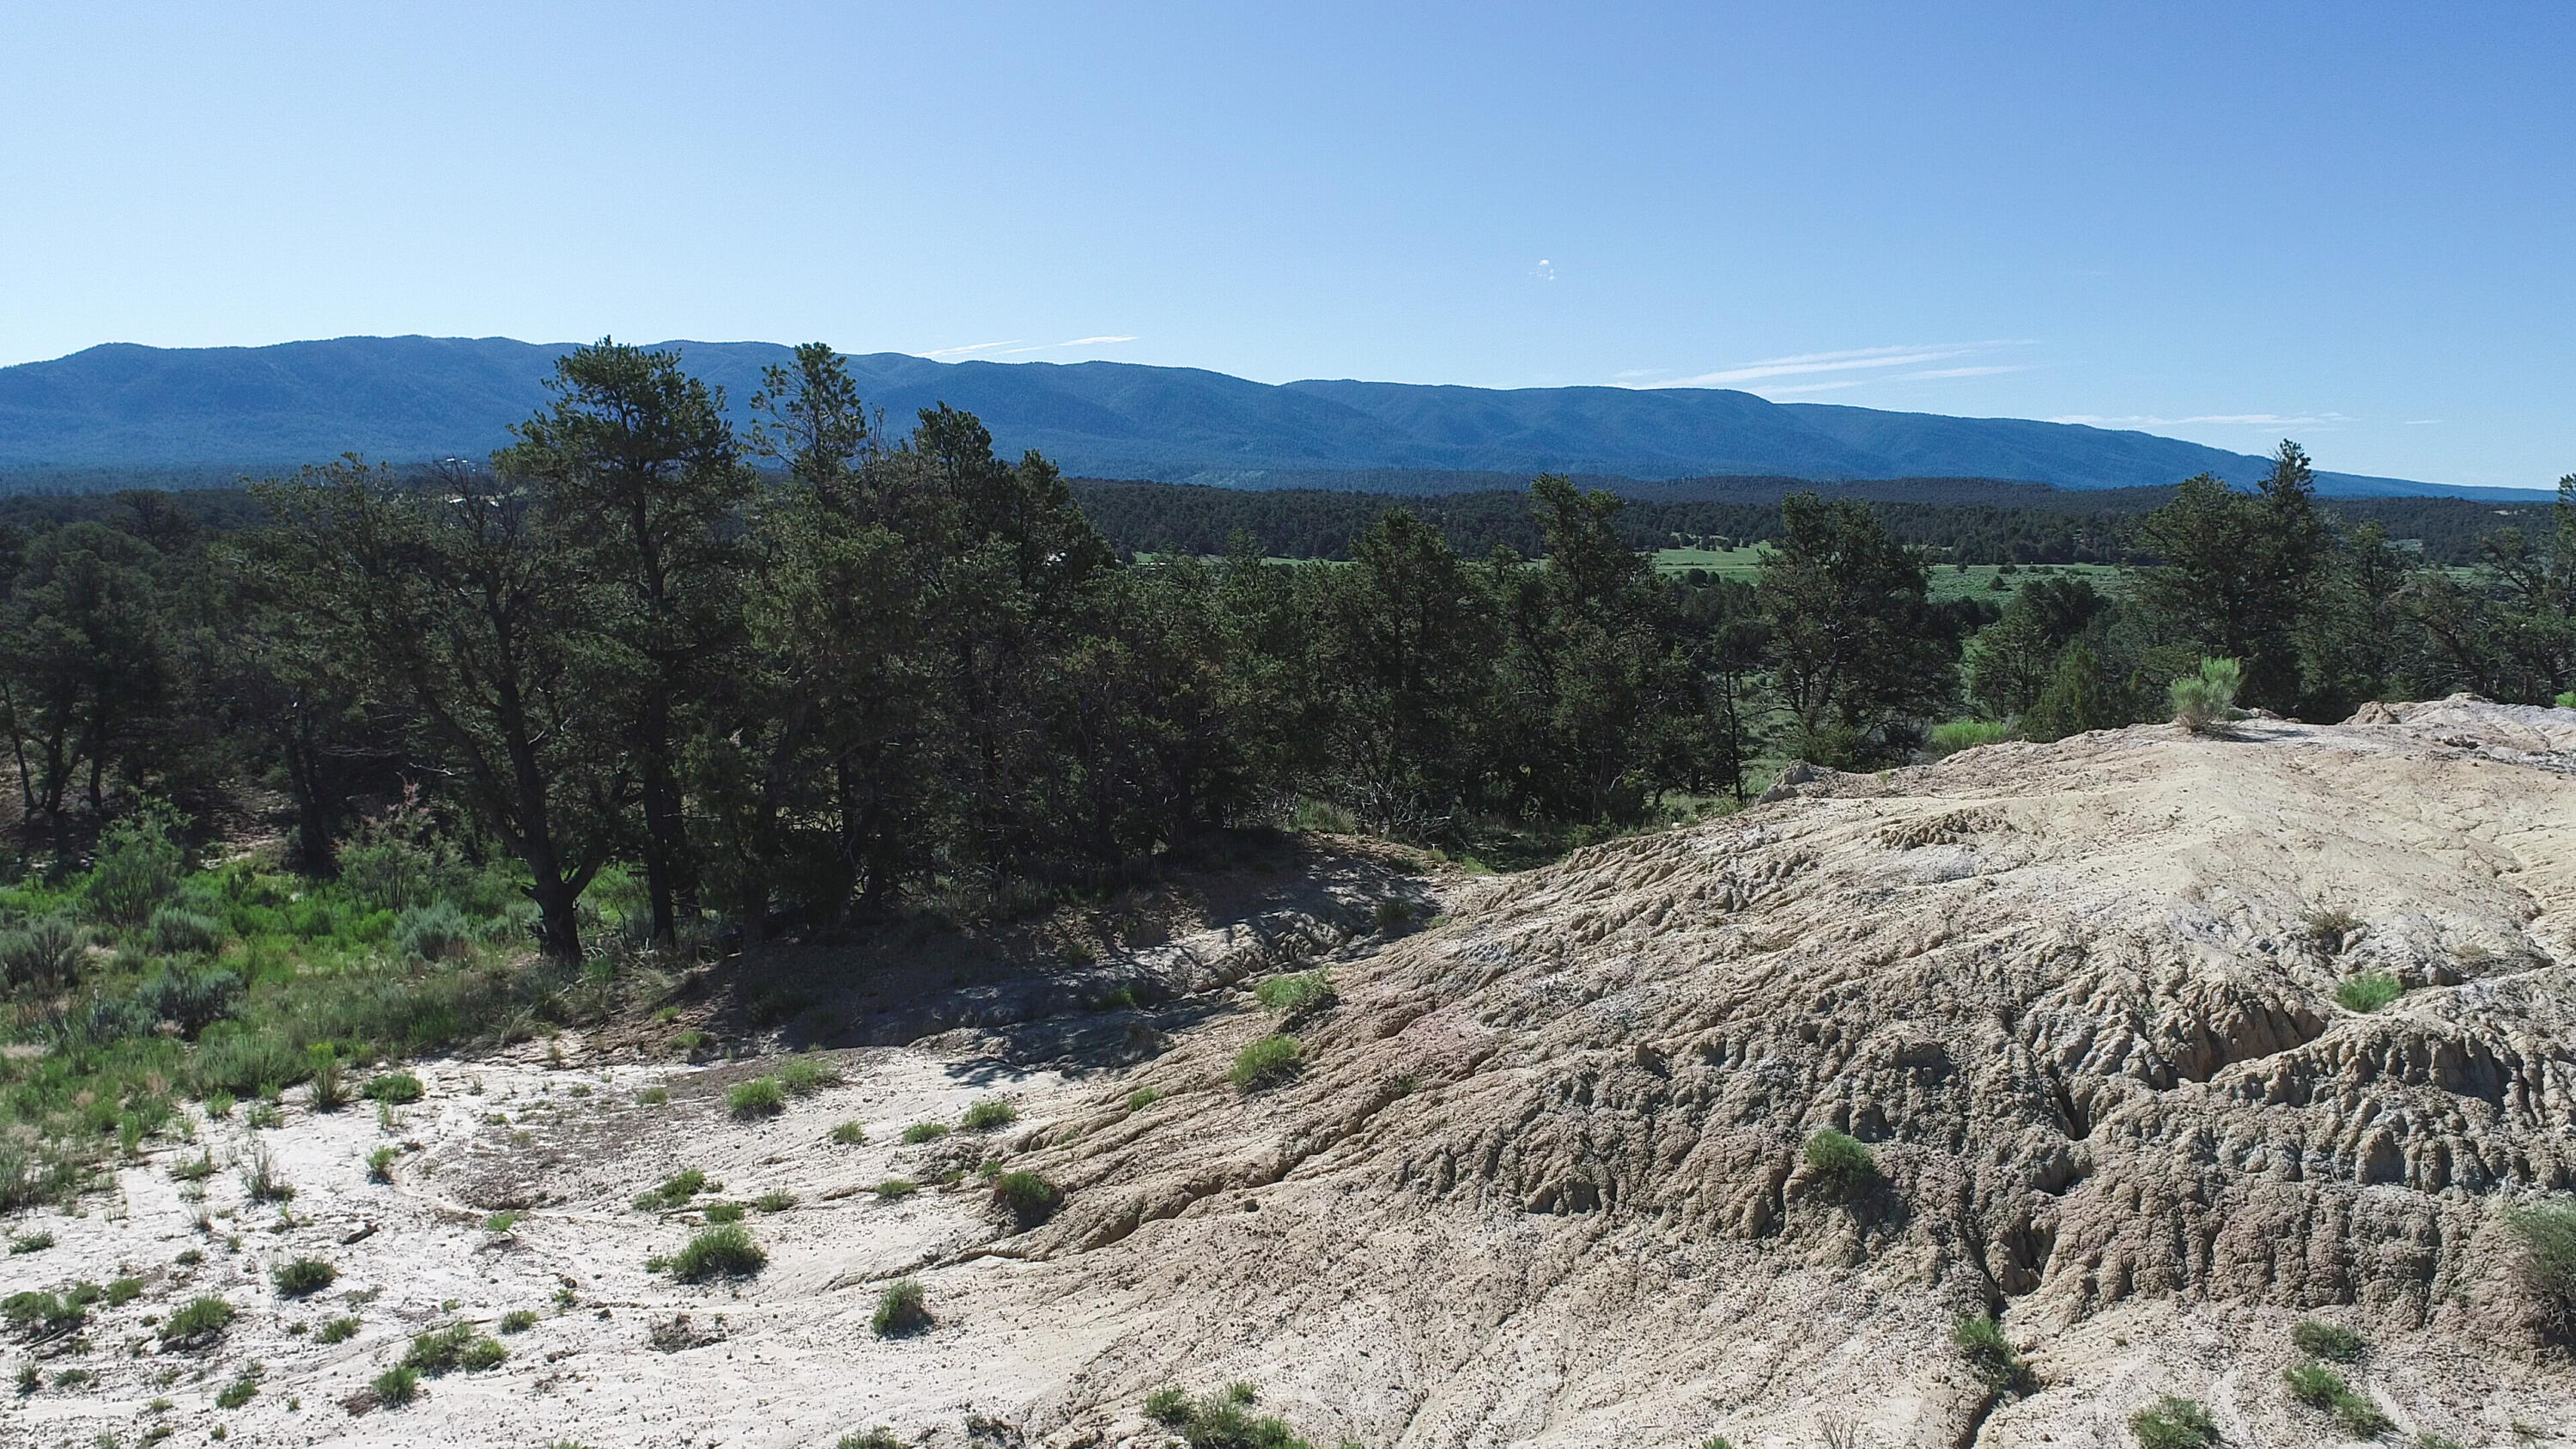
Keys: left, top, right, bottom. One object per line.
{"left": 962, "top": 1099, "right": 1018, "bottom": 1132}
{"left": 246, "top": 1100, "right": 285, "bottom": 1129}
{"left": 703, "top": 1202, "right": 745, "bottom": 1224}
{"left": 106, "top": 1276, "right": 143, "bottom": 1306}
{"left": 171, "top": 1153, "right": 216, "bottom": 1182}
{"left": 402, "top": 1322, "right": 505, "bottom": 1375}
{"left": 2284, "top": 1362, "right": 2390, "bottom": 1434}
{"left": 729, "top": 1077, "right": 787, "bottom": 1118}
{"left": 752, "top": 1190, "right": 797, "bottom": 1213}
{"left": 779, "top": 1056, "right": 838, "bottom": 1095}
{"left": 4, "top": 1289, "right": 84, "bottom": 1339}
{"left": 637, "top": 1086, "right": 671, "bottom": 1106}
{"left": 366, "top": 1147, "right": 398, "bottom": 1183}
{"left": 874, "top": 1178, "right": 919, "bottom": 1199}
{"left": 2336, "top": 972, "right": 2403, "bottom": 1013}
{"left": 317, "top": 1317, "right": 359, "bottom": 1344}
{"left": 240, "top": 1140, "right": 294, "bottom": 1202}
{"left": 872, "top": 1278, "right": 929, "bottom": 1337}
{"left": 672, "top": 1028, "right": 714, "bottom": 1054}
{"left": 634, "top": 1167, "right": 710, "bottom": 1211}
{"left": 1802, "top": 1129, "right": 1878, "bottom": 1201}
{"left": 1230, "top": 1035, "right": 1303, "bottom": 1091}
{"left": 838, "top": 1431, "right": 903, "bottom": 1449}
{"left": 1253, "top": 971, "right": 1335, "bottom": 1016}
{"left": 2505, "top": 1198, "right": 2576, "bottom": 1336}
{"left": 2127, "top": 1397, "right": 2218, "bottom": 1449}
{"left": 271, "top": 1257, "right": 336, "bottom": 1297}
{"left": 1141, "top": 1384, "right": 1319, "bottom": 1449}
{"left": 1124, "top": 1088, "right": 1161, "bottom": 1112}
{"left": 669, "top": 1224, "right": 766, "bottom": 1282}
{"left": 370, "top": 1365, "right": 419, "bottom": 1406}
{"left": 1373, "top": 898, "right": 1415, "bottom": 930}
{"left": 215, "top": 1372, "right": 258, "bottom": 1409}
{"left": 361, "top": 1072, "right": 423, "bottom": 1105}
{"left": 992, "top": 1170, "right": 1062, "bottom": 1227}
{"left": 160, "top": 1294, "right": 236, "bottom": 1346}
{"left": 6, "top": 1230, "right": 51, "bottom": 1254}
{"left": 484, "top": 1210, "right": 524, "bottom": 1233}
{"left": 830, "top": 1120, "right": 867, "bottom": 1146}
{"left": 2301, "top": 908, "right": 2365, "bottom": 950}
{"left": 1951, "top": 1312, "right": 2032, "bottom": 1393}
{"left": 2168, "top": 656, "right": 2242, "bottom": 733}
{"left": 500, "top": 1309, "right": 538, "bottom": 1334}
{"left": 2290, "top": 1320, "right": 2365, "bottom": 1361}
{"left": 307, "top": 1051, "right": 349, "bottom": 1112}
{"left": 901, "top": 1122, "right": 949, "bottom": 1144}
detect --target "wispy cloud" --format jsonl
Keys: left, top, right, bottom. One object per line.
{"left": 926, "top": 339, "right": 1023, "bottom": 358}
{"left": 2050, "top": 411, "right": 2354, "bottom": 429}
{"left": 1899, "top": 364, "right": 2026, "bottom": 381}
{"left": 991, "top": 335, "right": 1142, "bottom": 356}
{"left": 1532, "top": 259, "right": 1557, "bottom": 283}
{"left": 1629, "top": 340, "right": 2033, "bottom": 391}
{"left": 1759, "top": 380, "right": 1871, "bottom": 396}
{"left": 2403, "top": 418, "right": 2444, "bottom": 426}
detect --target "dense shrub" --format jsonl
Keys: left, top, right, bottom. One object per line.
{"left": 2289, "top": 1319, "right": 2365, "bottom": 1362}
{"left": 1230, "top": 1035, "right": 1303, "bottom": 1091}
{"left": 82, "top": 805, "right": 186, "bottom": 924}
{"left": 191, "top": 1026, "right": 307, "bottom": 1098}
{"left": 778, "top": 1056, "right": 837, "bottom": 1095}
{"left": 160, "top": 1294, "right": 236, "bottom": 1346}
{"left": 272, "top": 1257, "right": 336, "bottom": 1297}
{"left": 2168, "top": 656, "right": 2242, "bottom": 733}
{"left": 991, "top": 1170, "right": 1062, "bottom": 1227}
{"left": 362, "top": 1071, "right": 424, "bottom": 1104}
{"left": 961, "top": 1099, "right": 1018, "bottom": 1132}
{"left": 371, "top": 1364, "right": 420, "bottom": 1406}
{"left": 1801, "top": 1129, "right": 1877, "bottom": 1201}
{"left": 1252, "top": 971, "right": 1335, "bottom": 1016}
{"left": 0, "top": 916, "right": 86, "bottom": 991}
{"left": 1952, "top": 1312, "right": 2031, "bottom": 1393}
{"left": 141, "top": 966, "right": 242, "bottom": 1035}
{"left": 147, "top": 907, "right": 224, "bottom": 955}
{"left": 727, "top": 1077, "right": 787, "bottom": 1118}
{"left": 2335, "top": 972, "right": 2403, "bottom": 1013}
{"left": 901, "top": 1122, "right": 948, "bottom": 1144}
{"left": 872, "top": 1278, "right": 929, "bottom": 1337}
{"left": 634, "top": 1167, "right": 709, "bottom": 1211}
{"left": 830, "top": 1121, "right": 867, "bottom": 1146}
{"left": 394, "top": 900, "right": 473, "bottom": 961}
{"left": 2128, "top": 1395, "right": 2219, "bottom": 1449}
{"left": 669, "top": 1224, "right": 766, "bottom": 1282}
{"left": 2506, "top": 1198, "right": 2576, "bottom": 1338}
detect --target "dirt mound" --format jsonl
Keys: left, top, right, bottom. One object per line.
{"left": 991, "top": 700, "right": 2576, "bottom": 1447}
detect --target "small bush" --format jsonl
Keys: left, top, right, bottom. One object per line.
{"left": 637, "top": 1086, "right": 671, "bottom": 1106}
{"left": 106, "top": 1276, "right": 143, "bottom": 1305}
{"left": 961, "top": 1099, "right": 1018, "bottom": 1132}
{"left": 1146, "top": 1386, "right": 1192, "bottom": 1424}
{"left": 2301, "top": 908, "right": 2366, "bottom": 951}
{"left": 634, "top": 1167, "right": 709, "bottom": 1212}
{"left": 148, "top": 907, "right": 225, "bottom": 956}
{"left": 362, "top": 1071, "right": 424, "bottom": 1104}
{"left": 728, "top": 1077, "right": 787, "bottom": 1118}
{"left": 778, "top": 1056, "right": 837, "bottom": 1095}
{"left": 830, "top": 1120, "right": 867, "bottom": 1146}
{"left": 272, "top": 1257, "right": 336, "bottom": 1297}
{"left": 1927, "top": 719, "right": 2011, "bottom": 757}
{"left": 394, "top": 900, "right": 473, "bottom": 961}
{"left": 3, "top": 1290, "right": 83, "bottom": 1339}
{"left": 2284, "top": 1362, "right": 2390, "bottom": 1434}
{"left": 1952, "top": 1312, "right": 2031, "bottom": 1393}
{"left": 1252, "top": 971, "right": 1335, "bottom": 1016}
{"left": 752, "top": 1190, "right": 797, "bottom": 1213}
{"left": 401, "top": 1322, "right": 492, "bottom": 1375}
{"left": 367, "top": 1147, "right": 398, "bottom": 1183}
{"left": 1802, "top": 1129, "right": 1877, "bottom": 1201}
{"left": 317, "top": 1316, "right": 360, "bottom": 1344}
{"left": 992, "top": 1170, "right": 1062, "bottom": 1227}
{"left": 872, "top": 1277, "right": 929, "bottom": 1337}
{"left": 874, "top": 1178, "right": 919, "bottom": 1199}
{"left": 2169, "top": 656, "right": 2242, "bottom": 733}
{"left": 460, "top": 1336, "right": 507, "bottom": 1370}
{"left": 2506, "top": 1197, "right": 2576, "bottom": 1337}
{"left": 1230, "top": 1034, "right": 1303, "bottom": 1091}
{"left": 371, "top": 1365, "right": 420, "bottom": 1406}
{"left": 704, "top": 1202, "right": 745, "bottom": 1224}
{"left": 1125, "top": 1087, "right": 1162, "bottom": 1112}
{"left": 0, "top": 915, "right": 85, "bottom": 991}
{"left": 1373, "top": 898, "right": 1415, "bottom": 930}
{"left": 84, "top": 805, "right": 186, "bottom": 924}
{"left": 2336, "top": 972, "right": 2404, "bottom": 1013}
{"left": 216, "top": 1374, "right": 258, "bottom": 1409}
{"left": 500, "top": 1308, "right": 539, "bottom": 1334}
{"left": 2291, "top": 1319, "right": 2365, "bottom": 1361}
{"left": 308, "top": 1051, "right": 349, "bottom": 1112}
{"left": 2129, "top": 1395, "right": 2220, "bottom": 1449}
{"left": 161, "top": 1294, "right": 237, "bottom": 1345}
{"left": 839, "top": 1432, "right": 903, "bottom": 1449}
{"left": 485, "top": 1210, "right": 524, "bottom": 1233}
{"left": 901, "top": 1122, "right": 949, "bottom": 1144}
{"left": 240, "top": 1141, "right": 294, "bottom": 1202}
{"left": 143, "top": 965, "right": 242, "bottom": 1036}
{"left": 669, "top": 1224, "right": 766, "bottom": 1282}
{"left": 1144, "top": 1385, "right": 1318, "bottom": 1449}
{"left": 7, "top": 1230, "right": 52, "bottom": 1254}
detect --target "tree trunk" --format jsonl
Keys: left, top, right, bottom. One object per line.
{"left": 640, "top": 695, "right": 681, "bottom": 947}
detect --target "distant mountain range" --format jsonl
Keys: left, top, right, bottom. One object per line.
{"left": 0, "top": 335, "right": 2543, "bottom": 499}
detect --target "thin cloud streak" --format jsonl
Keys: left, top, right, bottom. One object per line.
{"left": 993, "top": 335, "right": 1143, "bottom": 356}
{"left": 1629, "top": 340, "right": 2034, "bottom": 390}
{"left": 926, "top": 339, "right": 1023, "bottom": 357}
{"left": 2050, "top": 411, "right": 2354, "bottom": 429}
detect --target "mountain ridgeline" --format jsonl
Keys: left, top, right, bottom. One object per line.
{"left": 0, "top": 334, "right": 2536, "bottom": 499}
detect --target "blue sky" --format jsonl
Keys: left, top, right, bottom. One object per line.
{"left": 3, "top": 3, "right": 2569, "bottom": 486}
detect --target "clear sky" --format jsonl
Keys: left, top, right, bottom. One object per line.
{"left": 3, "top": 3, "right": 2569, "bottom": 486}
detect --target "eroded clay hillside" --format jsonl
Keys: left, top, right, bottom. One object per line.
{"left": 6, "top": 700, "right": 2573, "bottom": 1449}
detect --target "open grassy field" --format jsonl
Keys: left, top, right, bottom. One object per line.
{"left": 1651, "top": 547, "right": 2129, "bottom": 601}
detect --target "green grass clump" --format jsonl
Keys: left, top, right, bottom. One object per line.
{"left": 500, "top": 1309, "right": 539, "bottom": 1333}
{"left": 401, "top": 1320, "right": 506, "bottom": 1375}
{"left": 6, "top": 1230, "right": 52, "bottom": 1254}
{"left": 1952, "top": 1312, "right": 2031, "bottom": 1393}
{"left": 637, "top": 1086, "right": 671, "bottom": 1106}
{"left": 3, "top": 1290, "right": 84, "bottom": 1339}
{"left": 1124, "top": 1087, "right": 1162, "bottom": 1112}
{"left": 1252, "top": 971, "right": 1335, "bottom": 1015}
{"left": 484, "top": 1210, "right": 524, "bottom": 1233}
{"left": 961, "top": 1098, "right": 1018, "bottom": 1132}
{"left": 752, "top": 1190, "right": 797, "bottom": 1213}
{"left": 838, "top": 1431, "right": 902, "bottom": 1449}
{"left": 633, "top": 1167, "right": 709, "bottom": 1211}
{"left": 160, "top": 1294, "right": 236, "bottom": 1345}
{"left": 367, "top": 1146, "right": 398, "bottom": 1183}
{"left": 872, "top": 1277, "right": 930, "bottom": 1337}
{"left": 106, "top": 1276, "right": 143, "bottom": 1306}
{"left": 2290, "top": 1319, "right": 2365, "bottom": 1361}
{"left": 991, "top": 1170, "right": 1062, "bottom": 1227}
{"left": 316, "top": 1316, "right": 360, "bottom": 1344}
{"left": 668, "top": 1224, "right": 766, "bottom": 1282}
{"left": 778, "top": 1056, "right": 837, "bottom": 1095}
{"left": 830, "top": 1120, "right": 867, "bottom": 1146}
{"left": 901, "top": 1122, "right": 949, "bottom": 1144}
{"left": 704, "top": 1202, "right": 745, "bottom": 1224}
{"left": 370, "top": 1365, "right": 419, "bottom": 1406}
{"left": 1927, "top": 719, "right": 2012, "bottom": 757}
{"left": 2506, "top": 1197, "right": 2576, "bottom": 1337}
{"left": 2284, "top": 1362, "right": 2391, "bottom": 1435}
{"left": 215, "top": 1374, "right": 258, "bottom": 1409}
{"left": 1230, "top": 1034, "right": 1303, "bottom": 1091}
{"left": 1802, "top": 1129, "right": 1878, "bottom": 1201}
{"left": 1141, "top": 1385, "right": 1317, "bottom": 1449}
{"left": 361, "top": 1072, "right": 424, "bottom": 1104}
{"left": 271, "top": 1257, "right": 337, "bottom": 1297}
{"left": 727, "top": 1077, "right": 787, "bottom": 1118}
{"left": 171, "top": 1153, "right": 216, "bottom": 1182}
{"left": 873, "top": 1178, "right": 919, "bottom": 1199}
{"left": 2336, "top": 972, "right": 2404, "bottom": 1013}
{"left": 2128, "top": 1395, "right": 2220, "bottom": 1449}
{"left": 461, "top": 1336, "right": 507, "bottom": 1370}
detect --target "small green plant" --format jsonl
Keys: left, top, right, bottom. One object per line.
{"left": 246, "top": 1099, "right": 284, "bottom": 1129}
{"left": 240, "top": 1140, "right": 294, "bottom": 1202}
{"left": 485, "top": 1210, "right": 525, "bottom": 1233}
{"left": 1145, "top": 1386, "right": 1191, "bottom": 1424}
{"left": 778, "top": 1056, "right": 837, "bottom": 1095}
{"left": 204, "top": 1089, "right": 236, "bottom": 1118}
{"left": 171, "top": 1153, "right": 216, "bottom": 1182}
{"left": 2506, "top": 1197, "right": 2576, "bottom": 1337}
{"left": 992, "top": 1170, "right": 1063, "bottom": 1227}
{"left": 1230, "top": 1034, "right": 1303, "bottom": 1091}
{"left": 461, "top": 1336, "right": 507, "bottom": 1370}
{"left": 874, "top": 1178, "right": 920, "bottom": 1199}
{"left": 3, "top": 1289, "right": 83, "bottom": 1339}
{"left": 1140, "top": 1384, "right": 1318, "bottom": 1449}
{"left": 1952, "top": 1312, "right": 2031, "bottom": 1393}
{"left": 106, "top": 1276, "right": 144, "bottom": 1306}
{"left": 316, "top": 1316, "right": 359, "bottom": 1344}
{"left": 728, "top": 1077, "right": 787, "bottom": 1118}
{"left": 704, "top": 1202, "right": 745, "bottom": 1224}
{"left": 365, "top": 1146, "right": 399, "bottom": 1184}
{"left": 500, "top": 1309, "right": 539, "bottom": 1334}
{"left": 6, "top": 1230, "right": 52, "bottom": 1254}
{"left": 633, "top": 1167, "right": 710, "bottom": 1211}
{"left": 2169, "top": 656, "right": 2243, "bottom": 733}
{"left": 2556, "top": 691, "right": 2576, "bottom": 709}
{"left": 872, "top": 1277, "right": 929, "bottom": 1337}
{"left": 11, "top": 1361, "right": 33, "bottom": 1395}
{"left": 215, "top": 1373, "right": 258, "bottom": 1409}
{"left": 160, "top": 1294, "right": 237, "bottom": 1345}
{"left": 370, "top": 1365, "right": 419, "bottom": 1406}
{"left": 668, "top": 1224, "right": 766, "bottom": 1282}
{"left": 1801, "top": 1129, "right": 1877, "bottom": 1201}
{"left": 2285, "top": 1361, "right": 2391, "bottom": 1434}
{"left": 752, "top": 1190, "right": 797, "bottom": 1213}
{"left": 637, "top": 1086, "right": 671, "bottom": 1106}
{"left": 1253, "top": 971, "right": 1336, "bottom": 1016}
{"left": 1124, "top": 1087, "right": 1162, "bottom": 1112}
{"left": 361, "top": 1072, "right": 424, "bottom": 1105}
{"left": 2129, "top": 1395, "right": 2220, "bottom": 1449}
{"left": 838, "top": 1432, "right": 903, "bottom": 1449}
{"left": 2291, "top": 1318, "right": 2366, "bottom": 1361}
{"left": 271, "top": 1257, "right": 336, "bottom": 1297}
{"left": 307, "top": 1050, "right": 349, "bottom": 1111}
{"left": 901, "top": 1122, "right": 949, "bottom": 1144}
{"left": 401, "top": 1321, "right": 504, "bottom": 1375}
{"left": 830, "top": 1120, "right": 867, "bottom": 1146}
{"left": 1927, "top": 719, "right": 2012, "bottom": 757}
{"left": 961, "top": 1099, "right": 1018, "bottom": 1132}
{"left": 2336, "top": 972, "right": 2404, "bottom": 1013}
{"left": 671, "top": 1028, "right": 714, "bottom": 1054}
{"left": 2302, "top": 908, "right": 2366, "bottom": 950}
{"left": 1373, "top": 898, "right": 1414, "bottom": 930}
